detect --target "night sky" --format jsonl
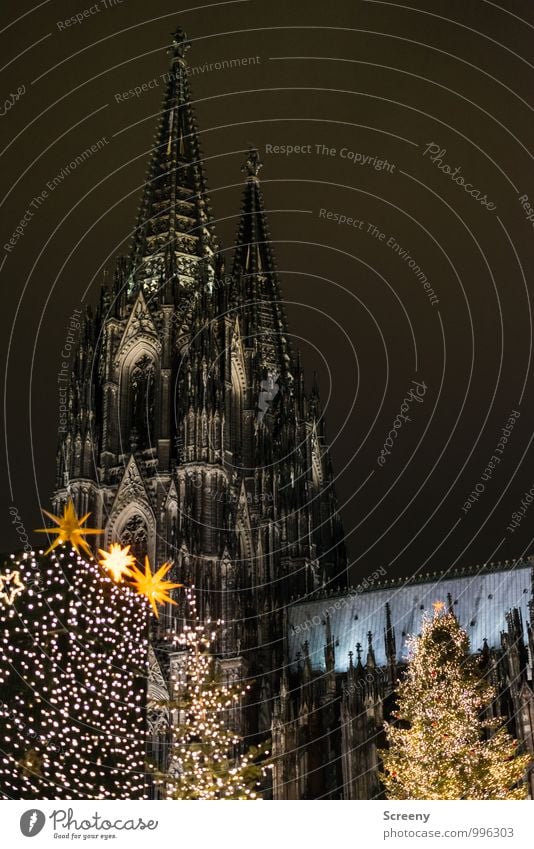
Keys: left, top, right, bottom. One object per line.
{"left": 2, "top": 0, "right": 534, "bottom": 584}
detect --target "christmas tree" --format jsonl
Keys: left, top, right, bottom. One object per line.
{"left": 0, "top": 504, "right": 150, "bottom": 799}
{"left": 380, "top": 603, "right": 531, "bottom": 799}
{"left": 157, "top": 587, "right": 266, "bottom": 799}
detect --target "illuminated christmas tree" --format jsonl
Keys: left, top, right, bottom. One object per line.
{"left": 159, "top": 587, "right": 266, "bottom": 799}
{"left": 0, "top": 505, "right": 150, "bottom": 799}
{"left": 380, "top": 603, "right": 531, "bottom": 799}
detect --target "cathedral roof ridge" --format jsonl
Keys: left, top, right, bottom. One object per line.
{"left": 291, "top": 556, "right": 534, "bottom": 606}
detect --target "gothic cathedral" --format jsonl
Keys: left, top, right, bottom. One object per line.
{"left": 52, "top": 27, "right": 534, "bottom": 800}
{"left": 53, "top": 25, "right": 347, "bottom": 766}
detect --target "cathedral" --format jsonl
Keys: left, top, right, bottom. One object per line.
{"left": 53, "top": 27, "right": 534, "bottom": 799}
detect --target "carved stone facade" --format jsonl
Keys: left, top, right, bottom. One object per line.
{"left": 53, "top": 26, "right": 347, "bottom": 779}
{"left": 53, "top": 27, "right": 534, "bottom": 799}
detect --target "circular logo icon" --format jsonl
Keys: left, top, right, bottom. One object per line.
{"left": 20, "top": 809, "right": 46, "bottom": 837}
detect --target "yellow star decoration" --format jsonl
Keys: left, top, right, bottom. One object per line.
{"left": 98, "top": 544, "right": 136, "bottom": 583}
{"left": 128, "top": 556, "right": 183, "bottom": 617}
{"left": 432, "top": 600, "right": 446, "bottom": 615}
{"left": 34, "top": 500, "right": 103, "bottom": 557}
{"left": 0, "top": 569, "right": 25, "bottom": 605}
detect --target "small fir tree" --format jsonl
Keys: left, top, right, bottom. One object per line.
{"left": 380, "top": 603, "right": 531, "bottom": 799}
{"left": 160, "top": 587, "right": 266, "bottom": 799}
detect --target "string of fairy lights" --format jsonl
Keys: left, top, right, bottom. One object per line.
{"left": 0, "top": 501, "right": 176, "bottom": 798}
{"left": 380, "top": 606, "right": 530, "bottom": 799}
{"left": 162, "top": 585, "right": 265, "bottom": 799}
{"left": 8, "top": 500, "right": 518, "bottom": 800}
{"left": 0, "top": 500, "right": 264, "bottom": 799}
{"left": 0, "top": 547, "right": 148, "bottom": 798}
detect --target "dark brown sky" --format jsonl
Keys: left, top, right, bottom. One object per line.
{"left": 2, "top": 0, "right": 534, "bottom": 582}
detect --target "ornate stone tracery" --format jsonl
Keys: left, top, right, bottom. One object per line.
{"left": 119, "top": 514, "right": 149, "bottom": 566}
{"left": 53, "top": 34, "right": 349, "bottom": 799}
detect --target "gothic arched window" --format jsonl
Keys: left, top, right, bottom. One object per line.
{"left": 119, "top": 513, "right": 148, "bottom": 566}
{"left": 129, "top": 355, "right": 156, "bottom": 449}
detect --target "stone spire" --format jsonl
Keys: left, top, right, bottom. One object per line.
{"left": 129, "top": 26, "right": 218, "bottom": 297}
{"left": 231, "top": 146, "right": 291, "bottom": 373}
{"left": 366, "top": 630, "right": 376, "bottom": 669}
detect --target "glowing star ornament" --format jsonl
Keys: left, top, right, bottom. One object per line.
{"left": 35, "top": 500, "right": 103, "bottom": 557}
{"left": 98, "top": 544, "right": 136, "bottom": 582}
{"left": 0, "top": 569, "right": 25, "bottom": 605}
{"left": 432, "top": 601, "right": 446, "bottom": 615}
{"left": 128, "top": 556, "right": 182, "bottom": 617}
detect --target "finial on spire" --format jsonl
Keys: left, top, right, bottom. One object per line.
{"left": 170, "top": 26, "right": 191, "bottom": 61}
{"left": 242, "top": 146, "right": 263, "bottom": 180}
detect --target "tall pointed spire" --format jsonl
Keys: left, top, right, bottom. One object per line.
{"left": 366, "top": 631, "right": 376, "bottom": 669}
{"left": 232, "top": 147, "right": 270, "bottom": 277}
{"left": 231, "top": 146, "right": 291, "bottom": 372}
{"left": 129, "top": 26, "right": 217, "bottom": 297}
